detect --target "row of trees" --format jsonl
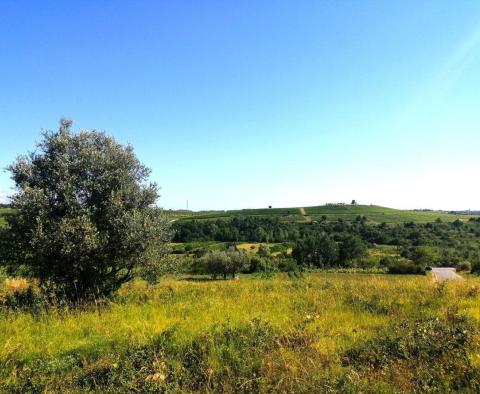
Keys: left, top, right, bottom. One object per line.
{"left": 174, "top": 216, "right": 300, "bottom": 243}
{"left": 174, "top": 216, "right": 480, "bottom": 268}
{"left": 292, "top": 234, "right": 367, "bottom": 267}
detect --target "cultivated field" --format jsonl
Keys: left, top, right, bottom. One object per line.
{"left": 4, "top": 205, "right": 478, "bottom": 226}
{"left": 1, "top": 273, "right": 479, "bottom": 392}
{"left": 0, "top": 208, "right": 12, "bottom": 228}
{"left": 174, "top": 204, "right": 480, "bottom": 224}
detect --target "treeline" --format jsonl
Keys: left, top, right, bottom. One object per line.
{"left": 174, "top": 216, "right": 480, "bottom": 269}
{"left": 174, "top": 216, "right": 300, "bottom": 243}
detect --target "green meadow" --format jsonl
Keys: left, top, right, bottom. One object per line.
{"left": 1, "top": 273, "right": 480, "bottom": 392}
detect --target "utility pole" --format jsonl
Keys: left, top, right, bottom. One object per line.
{"left": 186, "top": 200, "right": 189, "bottom": 211}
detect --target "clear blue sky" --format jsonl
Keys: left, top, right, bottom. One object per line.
{"left": 1, "top": 1, "right": 479, "bottom": 210}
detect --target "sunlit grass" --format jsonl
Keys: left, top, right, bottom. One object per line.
{"left": 1, "top": 273, "right": 479, "bottom": 391}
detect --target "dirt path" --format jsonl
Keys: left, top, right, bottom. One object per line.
{"left": 431, "top": 267, "right": 463, "bottom": 281}
{"left": 299, "top": 207, "right": 311, "bottom": 222}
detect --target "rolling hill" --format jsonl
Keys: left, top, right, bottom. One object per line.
{"left": 3, "top": 204, "right": 479, "bottom": 227}
{"left": 172, "top": 204, "right": 480, "bottom": 224}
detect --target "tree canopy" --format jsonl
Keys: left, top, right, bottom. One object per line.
{"left": 3, "top": 119, "right": 170, "bottom": 299}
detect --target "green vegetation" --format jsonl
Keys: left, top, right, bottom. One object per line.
{"left": 173, "top": 216, "right": 480, "bottom": 274}
{"left": 2, "top": 120, "right": 170, "bottom": 300}
{"left": 0, "top": 208, "right": 12, "bottom": 228}
{"left": 174, "top": 204, "right": 480, "bottom": 224}
{"left": 1, "top": 274, "right": 480, "bottom": 392}
{"left": 304, "top": 204, "right": 479, "bottom": 223}
{"left": 2, "top": 123, "right": 480, "bottom": 392}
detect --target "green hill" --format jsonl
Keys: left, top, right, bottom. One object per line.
{"left": 175, "top": 204, "right": 480, "bottom": 224}
{"left": 2, "top": 204, "right": 479, "bottom": 226}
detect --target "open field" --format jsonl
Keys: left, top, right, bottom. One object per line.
{"left": 1, "top": 273, "right": 480, "bottom": 392}
{"left": 174, "top": 204, "right": 480, "bottom": 224}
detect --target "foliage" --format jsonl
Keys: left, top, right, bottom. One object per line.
{"left": 198, "top": 250, "right": 251, "bottom": 279}
{"left": 291, "top": 233, "right": 338, "bottom": 267}
{"left": 174, "top": 215, "right": 300, "bottom": 243}
{"left": 2, "top": 120, "right": 170, "bottom": 299}
{"left": 344, "top": 313, "right": 479, "bottom": 392}
{"left": 173, "top": 214, "right": 480, "bottom": 273}
{"left": 291, "top": 233, "right": 368, "bottom": 268}
{"left": 337, "top": 234, "right": 368, "bottom": 263}
{"left": 456, "top": 261, "right": 472, "bottom": 272}
{"left": 386, "top": 257, "right": 425, "bottom": 275}
{"left": 175, "top": 203, "right": 480, "bottom": 224}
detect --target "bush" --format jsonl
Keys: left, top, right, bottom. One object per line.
{"left": 200, "top": 250, "right": 250, "bottom": 279}
{"left": 472, "top": 261, "right": 480, "bottom": 274}
{"left": 257, "top": 245, "right": 271, "bottom": 257}
{"left": 456, "top": 261, "right": 471, "bottom": 272}
{"left": 0, "top": 278, "right": 47, "bottom": 311}
{"left": 277, "top": 258, "right": 304, "bottom": 278}
{"left": 249, "top": 256, "right": 276, "bottom": 273}
{"left": 387, "top": 258, "right": 424, "bottom": 275}
{"left": 344, "top": 315, "right": 479, "bottom": 392}
{"left": 356, "top": 256, "right": 379, "bottom": 269}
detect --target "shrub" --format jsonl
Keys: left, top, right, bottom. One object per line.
{"left": 200, "top": 250, "right": 250, "bottom": 279}
{"left": 257, "top": 245, "right": 271, "bottom": 257}
{"left": 250, "top": 256, "right": 274, "bottom": 272}
{"left": 344, "top": 315, "right": 479, "bottom": 392}
{"left": 0, "top": 278, "right": 45, "bottom": 311}
{"left": 356, "top": 256, "right": 379, "bottom": 269}
{"left": 456, "top": 261, "right": 471, "bottom": 272}
{"left": 387, "top": 258, "right": 424, "bottom": 275}
{"left": 472, "top": 261, "right": 480, "bottom": 274}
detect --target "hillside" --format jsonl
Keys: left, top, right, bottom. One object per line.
{"left": 3, "top": 205, "right": 479, "bottom": 227}
{"left": 174, "top": 204, "right": 480, "bottom": 224}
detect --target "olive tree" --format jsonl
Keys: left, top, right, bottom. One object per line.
{"left": 5, "top": 119, "right": 170, "bottom": 299}
{"left": 201, "top": 250, "right": 250, "bottom": 279}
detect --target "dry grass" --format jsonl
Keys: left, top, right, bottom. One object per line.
{"left": 0, "top": 273, "right": 479, "bottom": 392}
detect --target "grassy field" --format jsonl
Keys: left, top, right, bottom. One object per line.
{"left": 1, "top": 273, "right": 479, "bottom": 392}
{"left": 174, "top": 204, "right": 480, "bottom": 224}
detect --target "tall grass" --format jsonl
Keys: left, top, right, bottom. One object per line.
{"left": 1, "top": 273, "right": 479, "bottom": 392}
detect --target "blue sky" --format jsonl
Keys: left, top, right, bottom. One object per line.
{"left": 1, "top": 1, "right": 479, "bottom": 210}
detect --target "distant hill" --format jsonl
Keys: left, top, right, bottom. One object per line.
{"left": 171, "top": 204, "right": 480, "bottom": 224}
{"left": 3, "top": 204, "right": 480, "bottom": 228}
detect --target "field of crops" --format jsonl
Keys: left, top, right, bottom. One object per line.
{"left": 1, "top": 273, "right": 479, "bottom": 392}
{"left": 3, "top": 205, "right": 477, "bottom": 226}
{"left": 175, "top": 204, "right": 480, "bottom": 224}
{"left": 304, "top": 204, "right": 478, "bottom": 223}
{"left": 175, "top": 208, "right": 305, "bottom": 222}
